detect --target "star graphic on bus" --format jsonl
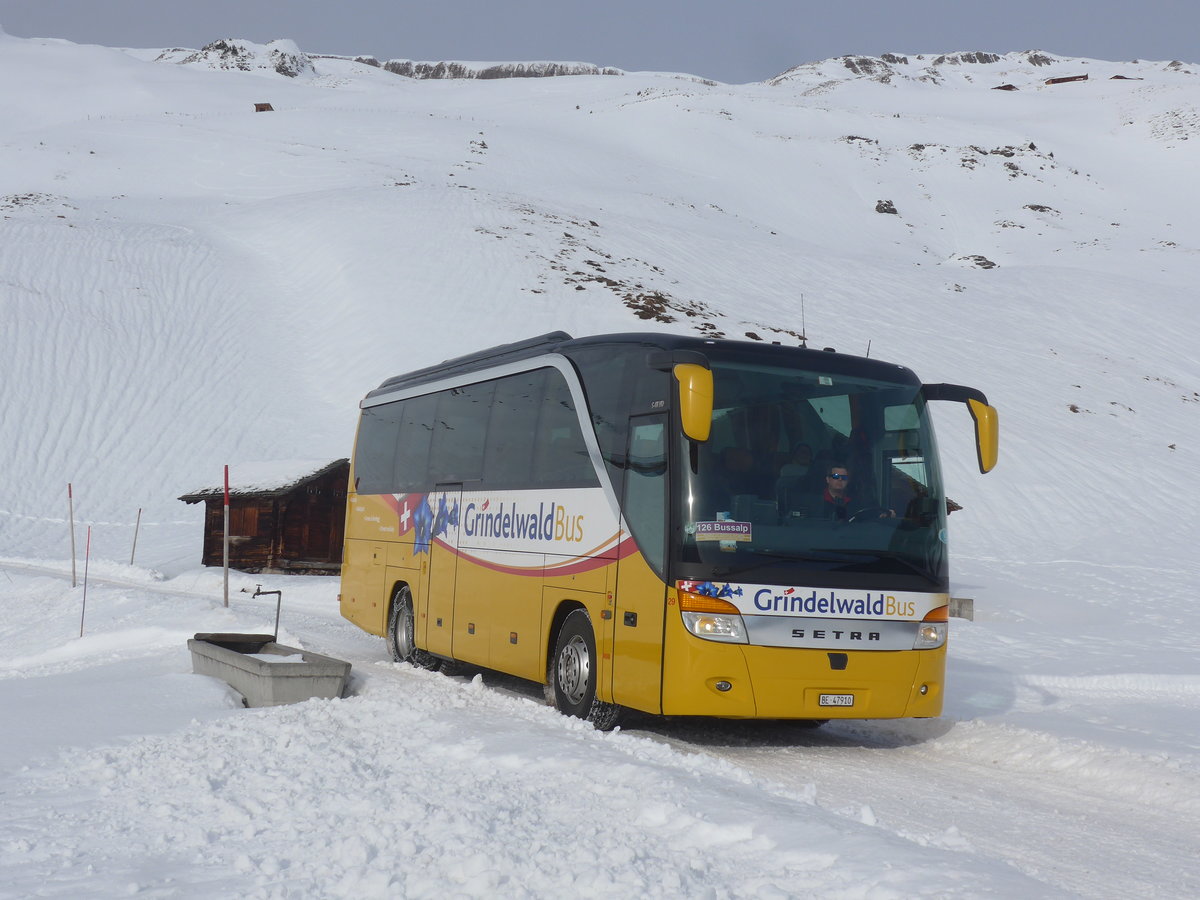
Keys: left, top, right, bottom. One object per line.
{"left": 433, "top": 493, "right": 459, "bottom": 541}
{"left": 412, "top": 495, "right": 434, "bottom": 554}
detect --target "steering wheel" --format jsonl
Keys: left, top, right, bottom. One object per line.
{"left": 848, "top": 506, "right": 891, "bottom": 523}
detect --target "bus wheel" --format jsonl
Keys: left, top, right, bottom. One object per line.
{"left": 550, "top": 609, "right": 622, "bottom": 731}
{"left": 387, "top": 585, "right": 440, "bottom": 671}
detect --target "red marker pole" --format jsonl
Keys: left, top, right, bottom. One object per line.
{"left": 68, "top": 483, "right": 77, "bottom": 588}
{"left": 223, "top": 465, "right": 230, "bottom": 608}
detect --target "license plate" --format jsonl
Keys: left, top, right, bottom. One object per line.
{"left": 819, "top": 693, "right": 855, "bottom": 707}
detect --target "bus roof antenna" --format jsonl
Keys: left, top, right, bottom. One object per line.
{"left": 799, "top": 294, "right": 808, "bottom": 348}
{"left": 866, "top": 340, "right": 872, "bottom": 358}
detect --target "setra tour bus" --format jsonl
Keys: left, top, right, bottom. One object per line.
{"left": 339, "top": 332, "right": 998, "bottom": 729}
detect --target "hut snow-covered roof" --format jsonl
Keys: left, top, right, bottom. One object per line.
{"left": 178, "top": 459, "right": 349, "bottom": 503}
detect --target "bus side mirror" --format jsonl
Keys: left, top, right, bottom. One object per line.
{"left": 924, "top": 383, "right": 999, "bottom": 474}
{"left": 968, "top": 398, "right": 999, "bottom": 474}
{"left": 673, "top": 363, "right": 712, "bottom": 442}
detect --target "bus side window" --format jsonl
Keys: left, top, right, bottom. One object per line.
{"left": 394, "top": 394, "right": 436, "bottom": 492}
{"left": 624, "top": 416, "right": 667, "bottom": 575}
{"left": 484, "top": 370, "right": 545, "bottom": 489}
{"left": 533, "top": 370, "right": 599, "bottom": 487}
{"left": 429, "top": 381, "right": 494, "bottom": 485}
{"left": 354, "top": 400, "right": 403, "bottom": 494}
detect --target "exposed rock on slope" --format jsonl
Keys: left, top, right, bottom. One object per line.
{"left": 160, "top": 39, "right": 315, "bottom": 78}
{"left": 377, "top": 60, "right": 622, "bottom": 80}
{"left": 157, "top": 39, "right": 622, "bottom": 81}
{"left": 766, "top": 49, "right": 1194, "bottom": 90}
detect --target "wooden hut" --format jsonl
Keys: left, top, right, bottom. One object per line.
{"left": 1045, "top": 74, "right": 1088, "bottom": 86}
{"left": 179, "top": 459, "right": 349, "bottom": 574}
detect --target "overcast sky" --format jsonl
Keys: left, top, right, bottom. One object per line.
{"left": 1, "top": 0, "right": 1196, "bottom": 83}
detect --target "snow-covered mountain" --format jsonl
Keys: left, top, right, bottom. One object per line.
{"left": 152, "top": 38, "right": 317, "bottom": 78}
{"left": 769, "top": 48, "right": 1198, "bottom": 87}
{"left": 1, "top": 29, "right": 1198, "bottom": 897}
{"left": 147, "top": 37, "right": 627, "bottom": 81}
{"left": 371, "top": 58, "right": 625, "bottom": 80}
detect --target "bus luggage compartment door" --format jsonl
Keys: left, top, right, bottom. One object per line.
{"left": 420, "top": 485, "right": 461, "bottom": 659}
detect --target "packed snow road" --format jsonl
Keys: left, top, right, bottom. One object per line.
{"left": 2, "top": 564, "right": 1197, "bottom": 897}
{"left": 437, "top": 654, "right": 1200, "bottom": 898}
{"left": 231, "top": 576, "right": 1200, "bottom": 898}
{"left": 639, "top": 716, "right": 1200, "bottom": 898}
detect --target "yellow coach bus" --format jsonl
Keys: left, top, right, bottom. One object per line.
{"left": 339, "top": 332, "right": 998, "bottom": 729}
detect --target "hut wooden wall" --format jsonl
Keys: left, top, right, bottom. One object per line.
{"left": 197, "top": 465, "right": 348, "bottom": 573}
{"left": 199, "top": 498, "right": 279, "bottom": 570}
{"left": 279, "top": 467, "right": 347, "bottom": 568}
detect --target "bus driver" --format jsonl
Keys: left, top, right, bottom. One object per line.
{"left": 822, "top": 464, "right": 855, "bottom": 521}
{"left": 822, "top": 464, "right": 895, "bottom": 521}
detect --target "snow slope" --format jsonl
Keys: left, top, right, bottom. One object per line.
{"left": 1, "top": 31, "right": 1198, "bottom": 897}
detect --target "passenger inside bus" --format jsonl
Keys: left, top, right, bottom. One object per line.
{"left": 776, "top": 442, "right": 814, "bottom": 479}
{"left": 774, "top": 442, "right": 823, "bottom": 515}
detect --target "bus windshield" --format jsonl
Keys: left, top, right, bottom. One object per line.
{"left": 677, "top": 359, "right": 948, "bottom": 591}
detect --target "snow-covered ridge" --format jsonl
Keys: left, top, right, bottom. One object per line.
{"left": 151, "top": 37, "right": 623, "bottom": 81}
{"left": 143, "top": 36, "right": 1200, "bottom": 89}
{"left": 355, "top": 57, "right": 623, "bottom": 80}
{"left": 155, "top": 38, "right": 315, "bottom": 78}
{"left": 148, "top": 37, "right": 1200, "bottom": 88}
{"left": 769, "top": 48, "right": 1199, "bottom": 89}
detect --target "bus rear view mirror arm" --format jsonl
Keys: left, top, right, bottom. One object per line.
{"left": 646, "top": 350, "right": 713, "bottom": 443}
{"left": 923, "top": 383, "right": 999, "bottom": 475}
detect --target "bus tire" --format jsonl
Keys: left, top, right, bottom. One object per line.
{"left": 387, "top": 585, "right": 440, "bottom": 671}
{"left": 550, "top": 609, "right": 622, "bottom": 731}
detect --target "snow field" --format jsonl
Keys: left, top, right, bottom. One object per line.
{"left": 0, "top": 570, "right": 1059, "bottom": 899}
{"left": 1, "top": 32, "right": 1198, "bottom": 897}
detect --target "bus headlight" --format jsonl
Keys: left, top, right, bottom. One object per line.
{"left": 913, "top": 622, "right": 947, "bottom": 649}
{"left": 681, "top": 611, "right": 748, "bottom": 643}
{"left": 913, "top": 605, "right": 948, "bottom": 649}
{"left": 677, "top": 586, "right": 748, "bottom": 644}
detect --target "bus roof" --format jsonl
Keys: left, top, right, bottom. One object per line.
{"left": 366, "top": 332, "right": 920, "bottom": 400}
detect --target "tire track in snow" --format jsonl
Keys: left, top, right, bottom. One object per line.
{"left": 635, "top": 712, "right": 1200, "bottom": 897}
{"left": 2, "top": 562, "right": 1193, "bottom": 896}
{"left": 188, "top": 579, "right": 1200, "bottom": 899}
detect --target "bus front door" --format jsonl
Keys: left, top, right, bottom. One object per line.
{"left": 611, "top": 415, "right": 669, "bottom": 713}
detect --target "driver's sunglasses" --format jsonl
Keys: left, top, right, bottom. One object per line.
{"left": 827, "top": 473, "right": 849, "bottom": 480}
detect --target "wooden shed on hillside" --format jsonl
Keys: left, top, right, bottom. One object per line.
{"left": 179, "top": 459, "right": 349, "bottom": 574}
{"left": 1045, "top": 74, "right": 1088, "bottom": 86}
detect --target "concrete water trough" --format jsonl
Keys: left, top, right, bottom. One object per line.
{"left": 188, "top": 633, "right": 351, "bottom": 708}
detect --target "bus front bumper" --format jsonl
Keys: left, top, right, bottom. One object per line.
{"left": 661, "top": 616, "right": 945, "bottom": 720}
